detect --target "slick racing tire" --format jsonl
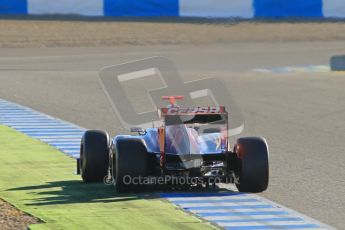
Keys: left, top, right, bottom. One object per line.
{"left": 235, "top": 137, "right": 269, "bottom": 193}
{"left": 113, "top": 138, "right": 148, "bottom": 192}
{"left": 80, "top": 130, "right": 110, "bottom": 182}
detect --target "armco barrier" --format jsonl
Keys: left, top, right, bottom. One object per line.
{"left": 1, "top": 0, "right": 345, "bottom": 18}
{"left": 254, "top": 0, "right": 323, "bottom": 18}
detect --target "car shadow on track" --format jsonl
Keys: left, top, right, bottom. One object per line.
{"left": 7, "top": 180, "right": 238, "bottom": 206}
{"left": 7, "top": 180, "right": 140, "bottom": 206}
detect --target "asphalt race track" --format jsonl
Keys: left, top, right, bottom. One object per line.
{"left": 0, "top": 41, "right": 345, "bottom": 229}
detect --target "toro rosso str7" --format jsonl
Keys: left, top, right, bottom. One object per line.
{"left": 78, "top": 96, "right": 269, "bottom": 192}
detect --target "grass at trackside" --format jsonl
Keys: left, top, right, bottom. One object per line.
{"left": 0, "top": 125, "right": 215, "bottom": 230}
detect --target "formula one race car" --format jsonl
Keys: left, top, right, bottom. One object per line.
{"left": 78, "top": 96, "right": 269, "bottom": 193}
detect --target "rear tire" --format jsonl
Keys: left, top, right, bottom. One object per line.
{"left": 113, "top": 138, "right": 148, "bottom": 192}
{"left": 235, "top": 137, "right": 269, "bottom": 193}
{"left": 80, "top": 130, "right": 110, "bottom": 182}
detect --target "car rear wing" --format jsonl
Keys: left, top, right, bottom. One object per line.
{"left": 160, "top": 106, "right": 227, "bottom": 116}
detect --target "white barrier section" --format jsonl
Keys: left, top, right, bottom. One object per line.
{"left": 179, "top": 0, "right": 253, "bottom": 18}
{"left": 28, "top": 0, "right": 103, "bottom": 16}
{"left": 323, "top": 0, "right": 345, "bottom": 17}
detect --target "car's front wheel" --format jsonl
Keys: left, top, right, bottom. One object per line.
{"left": 80, "top": 130, "right": 110, "bottom": 182}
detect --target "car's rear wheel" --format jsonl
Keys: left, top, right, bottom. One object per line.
{"left": 80, "top": 130, "right": 110, "bottom": 182}
{"left": 113, "top": 139, "right": 148, "bottom": 192}
{"left": 235, "top": 137, "right": 269, "bottom": 193}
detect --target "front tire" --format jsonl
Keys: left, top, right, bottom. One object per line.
{"left": 235, "top": 137, "right": 269, "bottom": 193}
{"left": 80, "top": 130, "right": 110, "bottom": 182}
{"left": 113, "top": 138, "right": 148, "bottom": 192}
